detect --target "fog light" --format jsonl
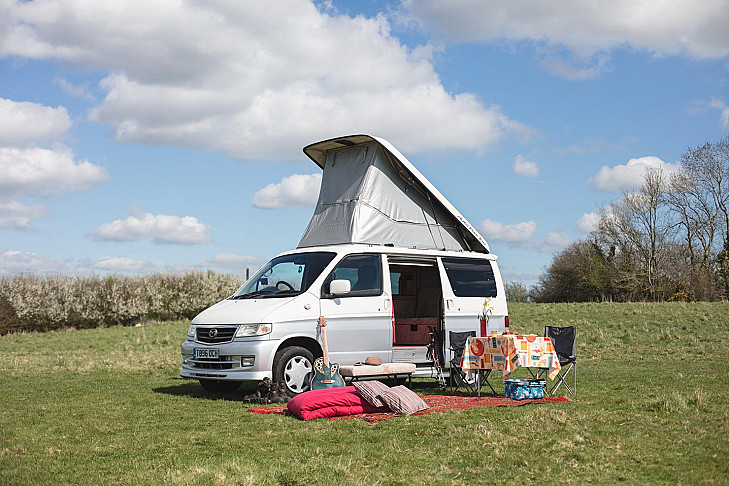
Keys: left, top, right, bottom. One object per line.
{"left": 241, "top": 356, "right": 255, "bottom": 367}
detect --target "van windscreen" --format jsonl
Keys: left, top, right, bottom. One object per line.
{"left": 441, "top": 257, "right": 497, "bottom": 297}
{"left": 231, "top": 252, "right": 336, "bottom": 299}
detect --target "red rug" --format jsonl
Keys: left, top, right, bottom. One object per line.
{"left": 248, "top": 394, "right": 570, "bottom": 423}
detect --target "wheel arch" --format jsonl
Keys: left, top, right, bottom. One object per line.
{"left": 276, "top": 336, "right": 322, "bottom": 360}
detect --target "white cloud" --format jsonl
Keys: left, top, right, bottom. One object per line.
{"left": 91, "top": 209, "right": 212, "bottom": 245}
{"left": 538, "top": 52, "right": 611, "bottom": 81}
{"left": 512, "top": 154, "right": 539, "bottom": 178}
{"left": 521, "top": 231, "right": 572, "bottom": 253}
{"left": 252, "top": 173, "right": 322, "bottom": 209}
{"left": 479, "top": 219, "right": 537, "bottom": 243}
{"left": 577, "top": 212, "right": 599, "bottom": 233}
{"left": 479, "top": 218, "right": 571, "bottom": 253}
{"left": 0, "top": 98, "right": 71, "bottom": 147}
{"left": 709, "top": 97, "right": 729, "bottom": 127}
{"left": 0, "top": 250, "right": 74, "bottom": 275}
{"left": 0, "top": 1, "right": 530, "bottom": 160}
{"left": 400, "top": 0, "right": 729, "bottom": 60}
{"left": 95, "top": 256, "right": 156, "bottom": 273}
{"left": 543, "top": 231, "right": 572, "bottom": 251}
{"left": 0, "top": 98, "right": 107, "bottom": 229}
{"left": 197, "top": 253, "right": 263, "bottom": 273}
{"left": 589, "top": 156, "right": 680, "bottom": 192}
{"left": 0, "top": 201, "right": 47, "bottom": 229}
{"left": 0, "top": 145, "right": 109, "bottom": 200}
{"left": 54, "top": 77, "right": 96, "bottom": 101}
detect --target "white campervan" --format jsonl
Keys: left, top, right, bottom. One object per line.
{"left": 180, "top": 135, "right": 508, "bottom": 394}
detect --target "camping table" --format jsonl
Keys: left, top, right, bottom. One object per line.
{"left": 460, "top": 335, "right": 561, "bottom": 396}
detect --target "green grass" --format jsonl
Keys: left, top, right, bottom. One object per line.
{"left": 1, "top": 302, "right": 728, "bottom": 485}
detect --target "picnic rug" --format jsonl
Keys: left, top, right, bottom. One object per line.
{"left": 247, "top": 394, "right": 570, "bottom": 423}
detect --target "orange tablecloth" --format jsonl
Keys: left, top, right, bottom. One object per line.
{"left": 461, "top": 335, "right": 561, "bottom": 380}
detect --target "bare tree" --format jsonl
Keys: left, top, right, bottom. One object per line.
{"left": 533, "top": 135, "right": 728, "bottom": 302}
{"left": 679, "top": 135, "right": 729, "bottom": 298}
{"left": 597, "top": 168, "right": 676, "bottom": 300}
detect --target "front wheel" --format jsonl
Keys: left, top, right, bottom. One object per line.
{"left": 273, "top": 346, "right": 314, "bottom": 395}
{"left": 199, "top": 379, "right": 241, "bottom": 394}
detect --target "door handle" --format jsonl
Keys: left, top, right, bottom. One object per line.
{"left": 446, "top": 299, "right": 453, "bottom": 310}
{"left": 384, "top": 298, "right": 391, "bottom": 310}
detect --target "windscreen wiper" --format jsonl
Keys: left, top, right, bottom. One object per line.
{"left": 229, "top": 290, "right": 275, "bottom": 300}
{"left": 273, "top": 290, "right": 301, "bottom": 296}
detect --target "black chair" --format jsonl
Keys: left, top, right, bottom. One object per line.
{"left": 544, "top": 326, "right": 576, "bottom": 396}
{"left": 448, "top": 330, "right": 478, "bottom": 394}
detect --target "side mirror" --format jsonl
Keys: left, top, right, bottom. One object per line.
{"left": 330, "top": 279, "right": 351, "bottom": 295}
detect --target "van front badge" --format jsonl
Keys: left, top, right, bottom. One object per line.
{"left": 208, "top": 328, "right": 218, "bottom": 338}
{"left": 304, "top": 304, "right": 311, "bottom": 310}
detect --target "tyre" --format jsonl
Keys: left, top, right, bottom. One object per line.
{"left": 199, "top": 379, "right": 241, "bottom": 394}
{"left": 273, "top": 346, "right": 314, "bottom": 395}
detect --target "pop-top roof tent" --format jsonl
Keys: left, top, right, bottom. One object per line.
{"left": 298, "top": 134, "right": 490, "bottom": 254}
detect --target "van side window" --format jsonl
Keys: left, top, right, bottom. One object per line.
{"left": 441, "top": 257, "right": 497, "bottom": 297}
{"left": 323, "top": 254, "right": 382, "bottom": 297}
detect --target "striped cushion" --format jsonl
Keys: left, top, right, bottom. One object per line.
{"left": 377, "top": 385, "right": 429, "bottom": 415}
{"left": 352, "top": 380, "right": 390, "bottom": 408}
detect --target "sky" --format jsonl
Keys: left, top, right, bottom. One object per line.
{"left": 1, "top": 0, "right": 728, "bottom": 286}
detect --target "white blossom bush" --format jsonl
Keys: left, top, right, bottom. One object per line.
{"left": 0, "top": 271, "right": 242, "bottom": 334}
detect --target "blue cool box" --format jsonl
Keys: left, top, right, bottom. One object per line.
{"left": 504, "top": 379, "right": 546, "bottom": 400}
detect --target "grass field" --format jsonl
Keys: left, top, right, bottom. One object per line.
{"left": 1, "top": 302, "right": 728, "bottom": 485}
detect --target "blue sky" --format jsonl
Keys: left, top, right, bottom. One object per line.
{"left": 1, "top": 0, "right": 728, "bottom": 286}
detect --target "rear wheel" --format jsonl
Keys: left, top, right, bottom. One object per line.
{"left": 199, "top": 379, "right": 241, "bottom": 394}
{"left": 273, "top": 346, "right": 314, "bottom": 395}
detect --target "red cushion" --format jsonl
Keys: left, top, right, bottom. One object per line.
{"left": 286, "top": 386, "right": 388, "bottom": 420}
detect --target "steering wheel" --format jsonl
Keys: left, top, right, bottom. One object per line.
{"left": 275, "top": 280, "right": 295, "bottom": 291}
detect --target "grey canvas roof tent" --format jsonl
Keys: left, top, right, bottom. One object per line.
{"left": 298, "top": 134, "right": 490, "bottom": 254}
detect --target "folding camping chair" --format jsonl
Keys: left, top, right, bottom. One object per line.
{"left": 426, "top": 327, "right": 447, "bottom": 391}
{"left": 448, "top": 330, "right": 478, "bottom": 394}
{"left": 543, "top": 326, "right": 577, "bottom": 396}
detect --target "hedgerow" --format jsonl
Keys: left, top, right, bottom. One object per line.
{"left": 0, "top": 271, "right": 242, "bottom": 334}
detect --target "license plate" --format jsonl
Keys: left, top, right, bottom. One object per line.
{"left": 194, "top": 348, "right": 219, "bottom": 359}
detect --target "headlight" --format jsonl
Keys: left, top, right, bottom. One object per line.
{"left": 235, "top": 323, "right": 272, "bottom": 338}
{"left": 187, "top": 324, "right": 197, "bottom": 339}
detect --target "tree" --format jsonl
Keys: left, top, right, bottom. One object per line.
{"left": 679, "top": 135, "right": 729, "bottom": 298}
{"left": 597, "top": 168, "right": 676, "bottom": 300}
{"left": 532, "top": 239, "right": 613, "bottom": 302}
{"left": 504, "top": 281, "right": 529, "bottom": 302}
{"left": 533, "top": 134, "right": 728, "bottom": 302}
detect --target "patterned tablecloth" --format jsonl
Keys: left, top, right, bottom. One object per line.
{"left": 461, "top": 335, "right": 562, "bottom": 380}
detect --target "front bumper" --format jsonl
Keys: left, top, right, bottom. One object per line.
{"left": 180, "top": 338, "right": 279, "bottom": 382}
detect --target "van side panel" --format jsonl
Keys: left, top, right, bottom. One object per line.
{"left": 319, "top": 254, "right": 392, "bottom": 365}
{"left": 438, "top": 257, "right": 507, "bottom": 356}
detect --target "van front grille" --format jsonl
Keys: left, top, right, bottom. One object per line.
{"left": 195, "top": 326, "right": 237, "bottom": 344}
{"left": 188, "top": 357, "right": 236, "bottom": 370}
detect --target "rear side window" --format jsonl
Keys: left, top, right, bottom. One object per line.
{"left": 441, "top": 257, "right": 497, "bottom": 297}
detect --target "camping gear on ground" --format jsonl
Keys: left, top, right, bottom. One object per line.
{"left": 504, "top": 379, "right": 546, "bottom": 400}
{"left": 426, "top": 326, "right": 447, "bottom": 391}
{"left": 252, "top": 390, "right": 570, "bottom": 422}
{"left": 285, "top": 380, "right": 431, "bottom": 420}
{"left": 461, "top": 334, "right": 562, "bottom": 382}
{"left": 448, "top": 330, "right": 478, "bottom": 394}
{"left": 285, "top": 386, "right": 388, "bottom": 420}
{"left": 541, "top": 326, "right": 577, "bottom": 396}
{"left": 244, "top": 377, "right": 291, "bottom": 404}
{"left": 310, "top": 316, "right": 345, "bottom": 390}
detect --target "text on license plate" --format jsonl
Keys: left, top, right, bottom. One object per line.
{"left": 194, "top": 348, "right": 219, "bottom": 359}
